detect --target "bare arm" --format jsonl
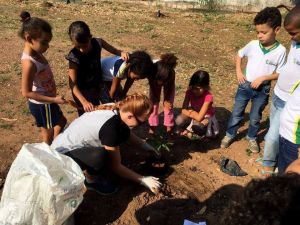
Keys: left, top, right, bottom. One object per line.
{"left": 109, "top": 77, "right": 122, "bottom": 99}
{"left": 182, "top": 101, "right": 211, "bottom": 122}
{"left": 105, "top": 145, "right": 143, "bottom": 183}
{"left": 121, "top": 78, "right": 134, "bottom": 97}
{"left": 251, "top": 72, "right": 279, "bottom": 89}
{"left": 68, "top": 62, "right": 94, "bottom": 112}
{"left": 101, "top": 38, "right": 129, "bottom": 61}
{"left": 181, "top": 94, "right": 190, "bottom": 109}
{"left": 236, "top": 54, "right": 246, "bottom": 84}
{"left": 21, "top": 60, "right": 66, "bottom": 104}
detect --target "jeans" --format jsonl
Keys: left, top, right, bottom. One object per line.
{"left": 262, "top": 93, "right": 286, "bottom": 167}
{"left": 226, "top": 81, "right": 270, "bottom": 140}
{"left": 278, "top": 136, "right": 300, "bottom": 173}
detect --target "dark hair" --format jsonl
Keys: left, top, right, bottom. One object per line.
{"left": 221, "top": 173, "right": 300, "bottom": 225}
{"left": 284, "top": 6, "right": 300, "bottom": 28}
{"left": 18, "top": 15, "right": 52, "bottom": 40}
{"left": 154, "top": 53, "right": 177, "bottom": 81}
{"left": 189, "top": 70, "right": 210, "bottom": 88}
{"left": 19, "top": 11, "right": 30, "bottom": 22}
{"left": 127, "top": 51, "right": 155, "bottom": 79}
{"left": 254, "top": 7, "right": 282, "bottom": 29}
{"left": 68, "top": 21, "right": 91, "bottom": 43}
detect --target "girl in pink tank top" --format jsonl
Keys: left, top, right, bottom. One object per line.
{"left": 19, "top": 12, "right": 67, "bottom": 145}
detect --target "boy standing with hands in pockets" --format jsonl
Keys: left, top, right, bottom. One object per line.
{"left": 221, "top": 7, "right": 286, "bottom": 152}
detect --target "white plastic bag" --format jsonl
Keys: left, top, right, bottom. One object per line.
{"left": 0, "top": 143, "right": 85, "bottom": 225}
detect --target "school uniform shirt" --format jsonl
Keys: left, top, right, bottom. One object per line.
{"left": 279, "top": 82, "right": 300, "bottom": 144}
{"left": 21, "top": 53, "right": 56, "bottom": 104}
{"left": 238, "top": 40, "right": 286, "bottom": 82}
{"left": 65, "top": 38, "right": 102, "bottom": 90}
{"left": 274, "top": 41, "right": 300, "bottom": 102}
{"left": 101, "top": 56, "right": 127, "bottom": 81}
{"left": 51, "top": 109, "right": 130, "bottom": 154}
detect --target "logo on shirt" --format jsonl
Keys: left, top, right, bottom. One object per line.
{"left": 294, "top": 58, "right": 300, "bottom": 66}
{"left": 265, "top": 59, "right": 277, "bottom": 66}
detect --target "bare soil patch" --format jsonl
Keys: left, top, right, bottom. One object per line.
{"left": 0, "top": 1, "right": 291, "bottom": 224}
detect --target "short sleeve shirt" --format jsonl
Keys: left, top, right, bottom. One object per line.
{"left": 101, "top": 56, "right": 126, "bottom": 81}
{"left": 51, "top": 109, "right": 130, "bottom": 153}
{"left": 279, "top": 81, "right": 300, "bottom": 144}
{"left": 185, "top": 89, "right": 215, "bottom": 117}
{"left": 238, "top": 40, "right": 286, "bottom": 82}
{"left": 274, "top": 41, "right": 300, "bottom": 101}
{"left": 66, "top": 38, "right": 102, "bottom": 90}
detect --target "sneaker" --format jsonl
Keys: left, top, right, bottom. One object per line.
{"left": 248, "top": 139, "right": 260, "bottom": 153}
{"left": 221, "top": 136, "right": 233, "bottom": 148}
{"left": 84, "top": 178, "right": 118, "bottom": 195}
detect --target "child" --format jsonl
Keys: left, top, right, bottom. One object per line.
{"left": 20, "top": 13, "right": 67, "bottom": 145}
{"left": 101, "top": 51, "right": 155, "bottom": 101}
{"left": 278, "top": 81, "right": 300, "bottom": 173}
{"left": 51, "top": 94, "right": 161, "bottom": 195}
{"left": 221, "top": 7, "right": 286, "bottom": 153}
{"left": 66, "top": 21, "right": 129, "bottom": 116}
{"left": 262, "top": 6, "right": 300, "bottom": 175}
{"left": 148, "top": 53, "right": 177, "bottom": 135}
{"left": 176, "top": 70, "right": 219, "bottom": 139}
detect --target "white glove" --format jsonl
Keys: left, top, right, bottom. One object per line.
{"left": 140, "top": 176, "right": 162, "bottom": 193}
{"left": 142, "top": 142, "right": 161, "bottom": 158}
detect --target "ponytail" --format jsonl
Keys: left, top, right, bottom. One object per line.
{"left": 155, "top": 53, "right": 177, "bottom": 82}
{"left": 18, "top": 12, "right": 52, "bottom": 40}
{"left": 96, "top": 94, "right": 153, "bottom": 117}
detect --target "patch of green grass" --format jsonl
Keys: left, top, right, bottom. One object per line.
{"left": 0, "top": 74, "right": 11, "bottom": 83}
{"left": 142, "top": 23, "right": 154, "bottom": 33}
{"left": 150, "top": 33, "right": 159, "bottom": 39}
{"left": 0, "top": 123, "right": 13, "bottom": 130}
{"left": 202, "top": 28, "right": 212, "bottom": 33}
{"left": 21, "top": 107, "right": 31, "bottom": 116}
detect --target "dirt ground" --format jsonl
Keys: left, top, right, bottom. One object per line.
{"left": 0, "top": 0, "right": 291, "bottom": 224}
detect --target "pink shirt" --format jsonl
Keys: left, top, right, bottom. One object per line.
{"left": 185, "top": 89, "right": 215, "bottom": 117}
{"left": 21, "top": 53, "right": 56, "bottom": 104}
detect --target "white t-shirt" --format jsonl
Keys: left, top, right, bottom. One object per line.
{"left": 101, "top": 56, "right": 127, "bottom": 81}
{"left": 279, "top": 82, "right": 300, "bottom": 144}
{"left": 274, "top": 41, "right": 300, "bottom": 101}
{"left": 51, "top": 109, "right": 130, "bottom": 153}
{"left": 238, "top": 40, "right": 286, "bottom": 82}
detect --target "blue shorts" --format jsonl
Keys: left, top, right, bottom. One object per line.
{"left": 28, "top": 102, "right": 63, "bottom": 128}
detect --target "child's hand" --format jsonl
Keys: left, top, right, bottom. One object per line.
{"left": 82, "top": 101, "right": 94, "bottom": 112}
{"left": 251, "top": 77, "right": 265, "bottom": 89}
{"left": 237, "top": 72, "right": 246, "bottom": 84}
{"left": 54, "top": 96, "right": 68, "bottom": 104}
{"left": 163, "top": 101, "right": 173, "bottom": 110}
{"left": 120, "top": 51, "right": 129, "bottom": 61}
{"left": 182, "top": 109, "right": 192, "bottom": 117}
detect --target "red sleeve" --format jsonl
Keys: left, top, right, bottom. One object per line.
{"left": 204, "top": 92, "right": 213, "bottom": 103}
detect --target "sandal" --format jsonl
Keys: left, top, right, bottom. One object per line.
{"left": 260, "top": 167, "right": 276, "bottom": 178}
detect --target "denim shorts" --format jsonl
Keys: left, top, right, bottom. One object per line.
{"left": 28, "top": 101, "right": 63, "bottom": 128}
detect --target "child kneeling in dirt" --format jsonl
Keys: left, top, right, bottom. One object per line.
{"left": 51, "top": 94, "right": 161, "bottom": 195}
{"left": 175, "top": 70, "right": 219, "bottom": 139}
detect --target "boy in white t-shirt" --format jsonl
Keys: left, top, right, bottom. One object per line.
{"left": 278, "top": 81, "right": 300, "bottom": 173}
{"left": 221, "top": 7, "right": 286, "bottom": 153}
{"left": 261, "top": 6, "right": 300, "bottom": 176}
